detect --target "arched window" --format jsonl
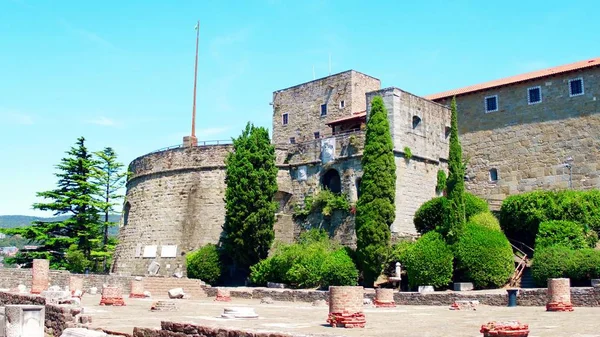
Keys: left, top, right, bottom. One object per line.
{"left": 489, "top": 168, "right": 499, "bottom": 182}
{"left": 122, "top": 202, "right": 131, "bottom": 226}
{"left": 321, "top": 169, "right": 342, "bottom": 193}
{"left": 412, "top": 115, "right": 422, "bottom": 129}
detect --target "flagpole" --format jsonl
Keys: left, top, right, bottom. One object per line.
{"left": 191, "top": 20, "right": 200, "bottom": 138}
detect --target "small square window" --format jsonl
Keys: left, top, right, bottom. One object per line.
{"left": 289, "top": 137, "right": 295, "bottom": 144}
{"left": 320, "top": 104, "right": 327, "bottom": 116}
{"left": 412, "top": 115, "right": 422, "bottom": 129}
{"left": 282, "top": 113, "right": 289, "bottom": 125}
{"left": 569, "top": 78, "right": 584, "bottom": 97}
{"left": 314, "top": 131, "right": 320, "bottom": 139}
{"left": 528, "top": 86, "right": 542, "bottom": 104}
{"left": 485, "top": 95, "right": 498, "bottom": 113}
{"left": 339, "top": 100, "right": 345, "bottom": 109}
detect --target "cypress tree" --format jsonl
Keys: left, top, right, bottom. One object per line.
{"left": 445, "top": 97, "right": 466, "bottom": 242}
{"left": 221, "top": 123, "right": 278, "bottom": 272}
{"left": 356, "top": 96, "right": 396, "bottom": 287}
{"left": 3, "top": 137, "right": 104, "bottom": 270}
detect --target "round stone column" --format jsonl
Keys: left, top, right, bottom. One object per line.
{"left": 100, "top": 286, "right": 126, "bottom": 306}
{"left": 129, "top": 279, "right": 145, "bottom": 298}
{"left": 374, "top": 288, "right": 395, "bottom": 307}
{"left": 327, "top": 286, "right": 366, "bottom": 328}
{"left": 31, "top": 259, "right": 49, "bottom": 294}
{"left": 546, "top": 278, "right": 573, "bottom": 311}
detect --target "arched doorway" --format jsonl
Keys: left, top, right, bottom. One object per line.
{"left": 321, "top": 169, "right": 342, "bottom": 193}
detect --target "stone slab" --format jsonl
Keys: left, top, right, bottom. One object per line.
{"left": 60, "top": 328, "right": 107, "bottom": 337}
{"left": 453, "top": 282, "right": 474, "bottom": 291}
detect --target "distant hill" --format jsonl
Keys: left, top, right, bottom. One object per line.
{"left": 0, "top": 214, "right": 121, "bottom": 236}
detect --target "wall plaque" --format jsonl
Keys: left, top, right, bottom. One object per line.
{"left": 160, "top": 245, "right": 177, "bottom": 258}
{"left": 142, "top": 245, "right": 157, "bottom": 258}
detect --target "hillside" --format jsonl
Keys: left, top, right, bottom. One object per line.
{"left": 0, "top": 214, "right": 121, "bottom": 236}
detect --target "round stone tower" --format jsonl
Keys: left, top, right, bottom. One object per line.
{"left": 111, "top": 144, "right": 232, "bottom": 276}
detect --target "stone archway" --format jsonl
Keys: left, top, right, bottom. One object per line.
{"left": 321, "top": 169, "right": 342, "bottom": 193}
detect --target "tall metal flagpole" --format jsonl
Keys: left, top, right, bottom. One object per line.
{"left": 191, "top": 21, "right": 200, "bottom": 138}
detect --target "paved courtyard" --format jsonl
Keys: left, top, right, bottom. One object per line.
{"left": 83, "top": 295, "right": 600, "bottom": 337}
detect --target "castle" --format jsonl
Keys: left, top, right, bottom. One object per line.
{"left": 112, "top": 57, "right": 600, "bottom": 276}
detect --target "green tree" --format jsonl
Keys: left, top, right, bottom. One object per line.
{"left": 93, "top": 147, "right": 126, "bottom": 272}
{"left": 356, "top": 96, "right": 396, "bottom": 287}
{"left": 3, "top": 137, "right": 103, "bottom": 270}
{"left": 221, "top": 123, "right": 278, "bottom": 272}
{"left": 445, "top": 97, "right": 466, "bottom": 242}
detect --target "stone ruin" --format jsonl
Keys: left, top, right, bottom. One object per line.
{"left": 373, "top": 288, "right": 395, "bottom": 308}
{"left": 546, "top": 278, "right": 573, "bottom": 312}
{"left": 214, "top": 288, "right": 231, "bottom": 302}
{"left": 327, "top": 286, "right": 366, "bottom": 328}
{"left": 31, "top": 259, "right": 49, "bottom": 294}
{"left": 99, "top": 286, "right": 125, "bottom": 306}
{"left": 150, "top": 300, "right": 178, "bottom": 312}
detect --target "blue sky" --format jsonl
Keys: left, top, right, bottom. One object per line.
{"left": 1, "top": 0, "right": 598, "bottom": 215}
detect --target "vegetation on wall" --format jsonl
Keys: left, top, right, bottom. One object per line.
{"left": 221, "top": 123, "right": 278, "bottom": 272}
{"left": 445, "top": 97, "right": 466, "bottom": 243}
{"left": 403, "top": 146, "right": 412, "bottom": 160}
{"left": 1, "top": 137, "right": 124, "bottom": 272}
{"left": 293, "top": 189, "right": 351, "bottom": 219}
{"left": 355, "top": 96, "right": 397, "bottom": 287}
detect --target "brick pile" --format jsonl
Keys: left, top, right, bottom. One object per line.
{"left": 31, "top": 259, "right": 49, "bottom": 294}
{"left": 546, "top": 278, "right": 574, "bottom": 312}
{"left": 374, "top": 288, "right": 395, "bottom": 307}
{"left": 327, "top": 286, "right": 366, "bottom": 328}
{"left": 100, "top": 286, "right": 126, "bottom": 306}
{"left": 480, "top": 321, "right": 529, "bottom": 337}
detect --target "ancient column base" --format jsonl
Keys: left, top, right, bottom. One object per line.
{"left": 373, "top": 300, "right": 396, "bottom": 308}
{"left": 327, "top": 312, "right": 366, "bottom": 328}
{"left": 480, "top": 321, "right": 529, "bottom": 337}
{"left": 100, "top": 298, "right": 126, "bottom": 306}
{"left": 546, "top": 302, "right": 574, "bottom": 312}
{"left": 129, "top": 293, "right": 146, "bottom": 299}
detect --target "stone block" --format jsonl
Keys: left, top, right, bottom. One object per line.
{"left": 5, "top": 304, "right": 45, "bottom": 337}
{"left": 31, "top": 259, "right": 49, "bottom": 294}
{"left": 454, "top": 282, "right": 474, "bottom": 291}
{"left": 266, "top": 282, "right": 286, "bottom": 289}
{"left": 168, "top": 288, "right": 185, "bottom": 299}
{"left": 40, "top": 290, "right": 71, "bottom": 304}
{"left": 59, "top": 328, "right": 107, "bottom": 336}
{"left": 221, "top": 307, "right": 258, "bottom": 319}
{"left": 418, "top": 286, "right": 434, "bottom": 293}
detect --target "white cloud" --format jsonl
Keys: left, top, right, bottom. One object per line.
{"left": 86, "top": 116, "right": 118, "bottom": 127}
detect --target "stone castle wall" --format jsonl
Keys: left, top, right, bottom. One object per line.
{"left": 434, "top": 66, "right": 600, "bottom": 205}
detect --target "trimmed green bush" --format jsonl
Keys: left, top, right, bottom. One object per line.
{"left": 454, "top": 222, "right": 514, "bottom": 289}
{"left": 535, "top": 220, "right": 587, "bottom": 250}
{"left": 413, "top": 193, "right": 489, "bottom": 236}
{"left": 384, "top": 241, "right": 414, "bottom": 276}
{"left": 186, "top": 244, "right": 222, "bottom": 285}
{"left": 531, "top": 245, "right": 572, "bottom": 287}
{"left": 469, "top": 212, "right": 501, "bottom": 231}
{"left": 321, "top": 248, "right": 359, "bottom": 287}
{"left": 500, "top": 190, "right": 600, "bottom": 247}
{"left": 445, "top": 97, "right": 466, "bottom": 243}
{"left": 403, "top": 231, "right": 453, "bottom": 289}
{"left": 248, "top": 229, "right": 358, "bottom": 288}
{"left": 570, "top": 249, "right": 600, "bottom": 285}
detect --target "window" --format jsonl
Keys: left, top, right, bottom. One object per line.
{"left": 569, "top": 78, "right": 584, "bottom": 97}
{"left": 339, "top": 100, "right": 345, "bottom": 109}
{"left": 320, "top": 104, "right": 327, "bottom": 116}
{"left": 528, "top": 86, "right": 542, "bottom": 104}
{"left": 314, "top": 131, "right": 320, "bottom": 139}
{"left": 412, "top": 115, "right": 422, "bottom": 129}
{"left": 489, "top": 168, "right": 498, "bottom": 182}
{"left": 289, "top": 137, "right": 295, "bottom": 144}
{"left": 282, "top": 113, "right": 289, "bottom": 125}
{"left": 485, "top": 95, "right": 498, "bottom": 113}
{"left": 444, "top": 126, "right": 451, "bottom": 139}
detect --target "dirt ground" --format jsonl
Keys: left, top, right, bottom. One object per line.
{"left": 83, "top": 294, "right": 600, "bottom": 337}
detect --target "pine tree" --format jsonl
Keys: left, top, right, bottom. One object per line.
{"left": 356, "top": 96, "right": 397, "bottom": 287}
{"left": 445, "top": 97, "right": 466, "bottom": 242}
{"left": 3, "top": 137, "right": 104, "bottom": 270}
{"left": 93, "top": 147, "right": 126, "bottom": 272}
{"left": 221, "top": 123, "right": 278, "bottom": 272}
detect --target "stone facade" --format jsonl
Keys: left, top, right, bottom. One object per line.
{"left": 432, "top": 65, "right": 600, "bottom": 207}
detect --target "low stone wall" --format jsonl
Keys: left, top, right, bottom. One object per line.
{"left": 0, "top": 291, "right": 83, "bottom": 336}
{"left": 132, "top": 321, "right": 337, "bottom": 337}
{"left": 204, "top": 286, "right": 600, "bottom": 307}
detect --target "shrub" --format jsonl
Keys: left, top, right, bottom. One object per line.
{"left": 554, "top": 190, "right": 600, "bottom": 233}
{"left": 403, "top": 231, "right": 453, "bottom": 289}
{"left": 535, "top": 220, "right": 587, "bottom": 250}
{"left": 320, "top": 248, "right": 359, "bottom": 287}
{"left": 531, "top": 245, "right": 573, "bottom": 287}
{"left": 499, "top": 191, "right": 557, "bottom": 246}
{"left": 469, "top": 212, "right": 501, "bottom": 231}
{"left": 569, "top": 249, "right": 600, "bottom": 285}
{"left": 413, "top": 193, "right": 489, "bottom": 236}
{"left": 454, "top": 222, "right": 514, "bottom": 289}
{"left": 186, "top": 244, "right": 222, "bottom": 285}
{"left": 384, "top": 241, "right": 414, "bottom": 276}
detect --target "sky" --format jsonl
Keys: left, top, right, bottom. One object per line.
{"left": 0, "top": 0, "right": 598, "bottom": 216}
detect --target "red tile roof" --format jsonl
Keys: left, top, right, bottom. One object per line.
{"left": 426, "top": 57, "right": 600, "bottom": 101}
{"left": 326, "top": 112, "right": 366, "bottom": 126}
